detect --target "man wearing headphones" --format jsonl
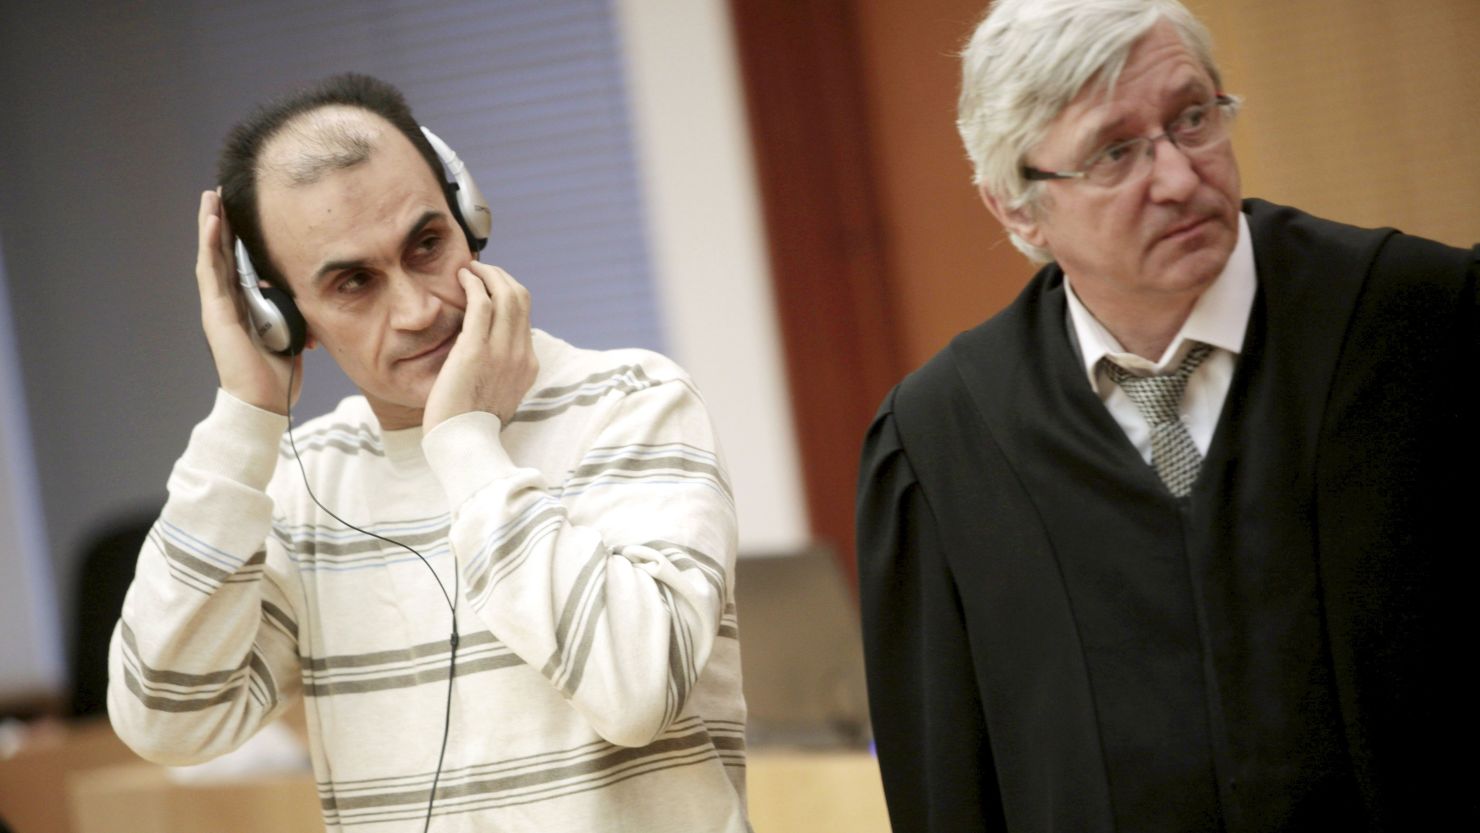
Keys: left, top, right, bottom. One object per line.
{"left": 108, "top": 74, "right": 748, "bottom": 831}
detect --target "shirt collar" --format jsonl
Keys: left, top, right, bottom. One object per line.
{"left": 1064, "top": 211, "right": 1255, "bottom": 388}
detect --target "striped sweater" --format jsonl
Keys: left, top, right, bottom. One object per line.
{"left": 109, "top": 330, "right": 749, "bottom": 831}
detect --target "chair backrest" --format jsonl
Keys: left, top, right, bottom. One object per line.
{"left": 70, "top": 509, "right": 157, "bottom": 717}
{"left": 733, "top": 547, "right": 871, "bottom": 748}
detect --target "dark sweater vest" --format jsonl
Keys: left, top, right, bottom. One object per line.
{"left": 888, "top": 200, "right": 1478, "bottom": 831}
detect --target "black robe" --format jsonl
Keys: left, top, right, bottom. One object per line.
{"left": 857, "top": 199, "right": 1478, "bottom": 832}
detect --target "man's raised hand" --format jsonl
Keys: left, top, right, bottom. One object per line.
{"left": 422, "top": 262, "right": 539, "bottom": 433}
{"left": 195, "top": 189, "right": 303, "bottom": 414}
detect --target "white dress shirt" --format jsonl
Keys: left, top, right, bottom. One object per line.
{"left": 1064, "top": 213, "right": 1257, "bottom": 465}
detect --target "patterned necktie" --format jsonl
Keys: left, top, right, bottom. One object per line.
{"left": 1101, "top": 343, "right": 1213, "bottom": 498}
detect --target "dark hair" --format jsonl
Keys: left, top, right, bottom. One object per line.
{"left": 217, "top": 73, "right": 452, "bottom": 294}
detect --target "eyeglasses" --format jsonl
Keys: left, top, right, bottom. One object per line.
{"left": 1022, "top": 94, "right": 1239, "bottom": 188}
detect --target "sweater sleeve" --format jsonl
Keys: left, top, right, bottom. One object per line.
{"left": 856, "top": 391, "right": 1007, "bottom": 833}
{"left": 422, "top": 374, "right": 736, "bottom": 748}
{"left": 107, "top": 389, "right": 303, "bottom": 765}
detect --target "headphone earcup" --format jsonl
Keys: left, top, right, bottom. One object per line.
{"left": 235, "top": 237, "right": 307, "bottom": 357}
{"left": 450, "top": 173, "right": 491, "bottom": 252}
{"left": 420, "top": 126, "right": 491, "bottom": 252}
{"left": 259, "top": 286, "right": 308, "bottom": 356}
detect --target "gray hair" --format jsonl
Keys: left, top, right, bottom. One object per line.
{"left": 957, "top": 0, "right": 1222, "bottom": 262}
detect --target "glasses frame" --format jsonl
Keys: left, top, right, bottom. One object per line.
{"left": 1022, "top": 94, "right": 1240, "bottom": 187}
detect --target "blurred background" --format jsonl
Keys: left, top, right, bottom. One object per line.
{"left": 1, "top": 0, "right": 1475, "bottom": 830}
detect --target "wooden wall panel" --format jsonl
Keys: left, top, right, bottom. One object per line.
{"left": 851, "top": 0, "right": 1035, "bottom": 371}
{"left": 730, "top": 0, "right": 906, "bottom": 580}
{"left": 1187, "top": 0, "right": 1479, "bottom": 248}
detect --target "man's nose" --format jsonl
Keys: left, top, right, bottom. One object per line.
{"left": 386, "top": 271, "right": 441, "bottom": 331}
{"left": 1145, "top": 136, "right": 1199, "bottom": 202}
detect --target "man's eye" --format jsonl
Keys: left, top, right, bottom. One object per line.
{"left": 409, "top": 235, "right": 445, "bottom": 268}
{"left": 1096, "top": 141, "right": 1138, "bottom": 165}
{"left": 1175, "top": 105, "right": 1211, "bottom": 134}
{"left": 337, "top": 272, "right": 371, "bottom": 294}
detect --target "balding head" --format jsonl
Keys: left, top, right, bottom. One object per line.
{"left": 258, "top": 106, "right": 380, "bottom": 189}
{"left": 217, "top": 73, "right": 451, "bottom": 295}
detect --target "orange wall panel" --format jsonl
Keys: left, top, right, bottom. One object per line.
{"left": 853, "top": 0, "right": 1036, "bottom": 372}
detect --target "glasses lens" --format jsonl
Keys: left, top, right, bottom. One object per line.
{"left": 1080, "top": 99, "right": 1235, "bottom": 187}
{"left": 1086, "top": 139, "right": 1148, "bottom": 187}
{"left": 1172, "top": 104, "right": 1223, "bottom": 148}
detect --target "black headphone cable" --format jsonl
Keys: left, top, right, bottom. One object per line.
{"left": 282, "top": 360, "right": 459, "bottom": 833}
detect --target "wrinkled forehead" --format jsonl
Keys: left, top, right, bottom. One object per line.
{"left": 1090, "top": 24, "right": 1211, "bottom": 102}
{"left": 252, "top": 111, "right": 453, "bottom": 291}
{"left": 1047, "top": 24, "right": 1219, "bottom": 154}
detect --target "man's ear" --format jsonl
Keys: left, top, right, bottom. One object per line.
{"left": 979, "top": 184, "right": 1048, "bottom": 250}
{"left": 305, "top": 331, "right": 318, "bottom": 351}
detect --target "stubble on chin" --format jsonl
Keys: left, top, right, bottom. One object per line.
{"left": 1155, "top": 226, "right": 1235, "bottom": 294}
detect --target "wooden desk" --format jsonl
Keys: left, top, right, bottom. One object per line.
{"left": 747, "top": 750, "right": 892, "bottom": 833}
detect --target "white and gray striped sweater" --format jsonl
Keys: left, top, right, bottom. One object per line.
{"left": 109, "top": 330, "right": 749, "bottom": 831}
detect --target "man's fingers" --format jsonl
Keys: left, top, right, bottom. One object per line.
{"left": 467, "top": 262, "right": 529, "bottom": 304}
{"left": 215, "top": 186, "right": 234, "bottom": 250}
{"left": 458, "top": 268, "right": 495, "bottom": 339}
{"left": 195, "top": 191, "right": 235, "bottom": 305}
{"left": 466, "top": 263, "right": 530, "bottom": 315}
{"left": 456, "top": 261, "right": 533, "bottom": 348}
{"left": 195, "top": 192, "right": 220, "bottom": 281}
{"left": 424, "top": 263, "right": 539, "bottom": 432}
{"left": 486, "top": 269, "right": 532, "bottom": 346}
{"left": 195, "top": 192, "right": 257, "bottom": 364}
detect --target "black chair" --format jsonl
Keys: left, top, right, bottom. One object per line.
{"left": 69, "top": 508, "right": 158, "bottom": 718}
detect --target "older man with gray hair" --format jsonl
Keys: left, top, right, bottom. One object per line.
{"left": 856, "top": 1, "right": 1477, "bottom": 831}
